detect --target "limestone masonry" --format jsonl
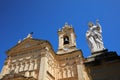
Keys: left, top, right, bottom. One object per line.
{"left": 0, "top": 22, "right": 120, "bottom": 80}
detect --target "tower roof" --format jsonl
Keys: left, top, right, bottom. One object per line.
{"left": 58, "top": 23, "right": 75, "bottom": 34}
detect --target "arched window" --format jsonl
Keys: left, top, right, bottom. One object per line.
{"left": 64, "top": 36, "right": 69, "bottom": 45}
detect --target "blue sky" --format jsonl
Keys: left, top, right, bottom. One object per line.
{"left": 0, "top": 0, "right": 120, "bottom": 71}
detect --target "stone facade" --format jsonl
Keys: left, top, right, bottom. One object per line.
{"left": 0, "top": 23, "right": 120, "bottom": 80}
{"left": 0, "top": 24, "right": 90, "bottom": 80}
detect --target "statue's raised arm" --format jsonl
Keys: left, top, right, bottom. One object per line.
{"left": 86, "top": 20, "right": 105, "bottom": 53}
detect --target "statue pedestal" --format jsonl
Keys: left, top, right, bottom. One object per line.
{"left": 87, "top": 49, "right": 118, "bottom": 62}
{"left": 92, "top": 49, "right": 108, "bottom": 55}
{"left": 84, "top": 50, "right": 120, "bottom": 80}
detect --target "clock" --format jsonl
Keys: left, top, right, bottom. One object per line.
{"left": 63, "top": 47, "right": 68, "bottom": 51}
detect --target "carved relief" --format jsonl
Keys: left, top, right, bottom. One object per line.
{"left": 0, "top": 31, "right": 90, "bottom": 80}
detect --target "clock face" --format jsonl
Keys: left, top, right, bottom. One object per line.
{"left": 64, "top": 47, "right": 68, "bottom": 51}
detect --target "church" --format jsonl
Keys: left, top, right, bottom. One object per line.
{"left": 0, "top": 21, "right": 120, "bottom": 80}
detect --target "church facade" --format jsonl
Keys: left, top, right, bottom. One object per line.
{"left": 0, "top": 22, "right": 120, "bottom": 80}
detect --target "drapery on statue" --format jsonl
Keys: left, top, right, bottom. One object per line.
{"left": 86, "top": 20, "right": 105, "bottom": 53}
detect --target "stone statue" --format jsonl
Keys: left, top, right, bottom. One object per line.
{"left": 86, "top": 20, "right": 105, "bottom": 53}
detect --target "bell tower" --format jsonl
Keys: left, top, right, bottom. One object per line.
{"left": 57, "top": 23, "right": 77, "bottom": 54}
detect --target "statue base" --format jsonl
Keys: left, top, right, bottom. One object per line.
{"left": 85, "top": 49, "right": 119, "bottom": 64}
{"left": 84, "top": 49, "right": 120, "bottom": 80}
{"left": 92, "top": 49, "right": 108, "bottom": 55}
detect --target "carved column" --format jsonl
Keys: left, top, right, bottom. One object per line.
{"left": 71, "top": 67, "right": 74, "bottom": 77}
{"left": 29, "top": 60, "right": 34, "bottom": 70}
{"left": 24, "top": 61, "right": 29, "bottom": 71}
{"left": 63, "top": 68, "right": 67, "bottom": 78}
{"left": 76, "top": 58, "right": 85, "bottom": 80}
{"left": 58, "top": 69, "right": 63, "bottom": 79}
{"left": 58, "top": 34, "right": 64, "bottom": 49}
{"left": 58, "top": 71, "right": 61, "bottom": 79}
{"left": 71, "top": 32, "right": 76, "bottom": 46}
{"left": 25, "top": 71, "right": 30, "bottom": 77}
{"left": 15, "top": 63, "right": 19, "bottom": 73}
{"left": 67, "top": 67, "right": 71, "bottom": 77}
{"left": 34, "top": 59, "right": 38, "bottom": 70}
{"left": 31, "top": 71, "right": 37, "bottom": 79}
{"left": 19, "top": 62, "right": 24, "bottom": 72}
{"left": 38, "top": 50, "right": 48, "bottom": 80}
{"left": 11, "top": 64, "right": 15, "bottom": 71}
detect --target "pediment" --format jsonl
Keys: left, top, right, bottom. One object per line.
{"left": 7, "top": 38, "right": 46, "bottom": 53}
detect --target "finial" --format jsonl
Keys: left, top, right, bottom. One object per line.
{"left": 96, "top": 19, "right": 99, "bottom": 25}
{"left": 58, "top": 28, "right": 61, "bottom": 31}
{"left": 45, "top": 47, "right": 49, "bottom": 51}
{"left": 70, "top": 25, "right": 73, "bottom": 28}
{"left": 18, "top": 39, "right": 22, "bottom": 43}
{"left": 26, "top": 32, "right": 33, "bottom": 38}
{"left": 65, "top": 22, "right": 68, "bottom": 25}
{"left": 96, "top": 19, "right": 99, "bottom": 23}
{"left": 64, "top": 22, "right": 69, "bottom": 27}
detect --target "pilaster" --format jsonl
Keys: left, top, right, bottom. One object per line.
{"left": 38, "top": 49, "right": 48, "bottom": 80}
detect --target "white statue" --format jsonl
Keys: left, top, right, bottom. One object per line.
{"left": 86, "top": 20, "right": 105, "bottom": 53}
